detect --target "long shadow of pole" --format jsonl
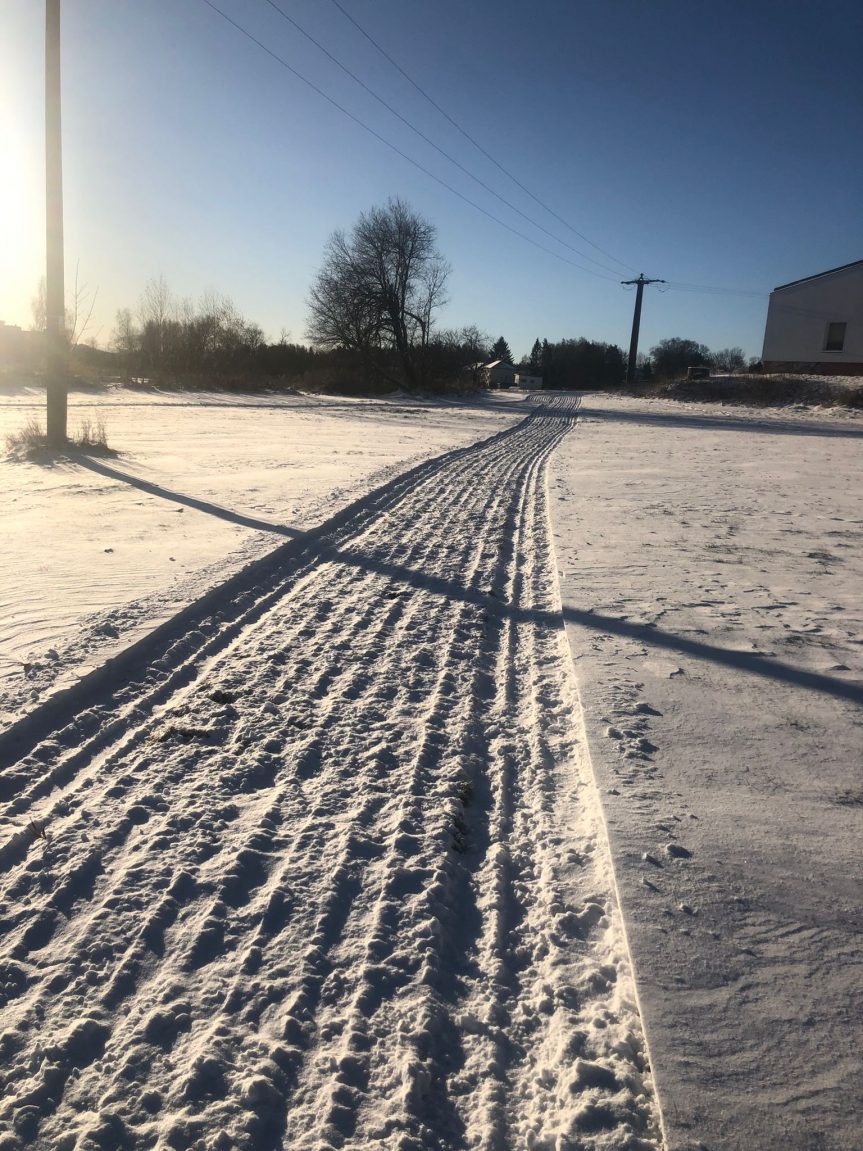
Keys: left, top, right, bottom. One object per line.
{"left": 74, "top": 455, "right": 300, "bottom": 537}
{"left": 312, "top": 542, "right": 863, "bottom": 706}
{"left": 73, "top": 447, "right": 863, "bottom": 707}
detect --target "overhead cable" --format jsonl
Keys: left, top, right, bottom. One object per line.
{"left": 199, "top": 0, "right": 622, "bottom": 282}
{"left": 664, "top": 281, "right": 768, "bottom": 298}
{"left": 259, "top": 0, "right": 625, "bottom": 276}
{"left": 326, "top": 0, "right": 638, "bottom": 275}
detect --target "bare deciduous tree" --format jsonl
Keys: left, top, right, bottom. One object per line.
{"left": 307, "top": 198, "right": 450, "bottom": 389}
{"left": 431, "top": 325, "right": 493, "bottom": 386}
{"left": 138, "top": 274, "right": 174, "bottom": 366}
{"left": 709, "top": 346, "right": 746, "bottom": 373}
{"left": 111, "top": 307, "right": 139, "bottom": 377}
{"left": 459, "top": 325, "right": 492, "bottom": 364}
{"left": 31, "top": 263, "right": 99, "bottom": 347}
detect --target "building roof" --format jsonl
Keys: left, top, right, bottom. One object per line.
{"left": 484, "top": 359, "right": 515, "bottom": 370}
{"left": 773, "top": 258, "right": 863, "bottom": 292}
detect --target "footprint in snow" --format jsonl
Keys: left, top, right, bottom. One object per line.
{"left": 665, "top": 842, "right": 692, "bottom": 859}
{"left": 634, "top": 700, "right": 662, "bottom": 715}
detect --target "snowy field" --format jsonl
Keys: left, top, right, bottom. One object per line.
{"left": 1, "top": 385, "right": 861, "bottom": 1150}
{"left": 551, "top": 393, "right": 863, "bottom": 1150}
{"left": 0, "top": 391, "right": 662, "bottom": 1151}
{"left": 0, "top": 385, "right": 520, "bottom": 725}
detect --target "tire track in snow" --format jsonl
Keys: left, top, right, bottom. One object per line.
{"left": 0, "top": 395, "right": 664, "bottom": 1151}
{"left": 0, "top": 424, "right": 511, "bottom": 960}
{"left": 144, "top": 445, "right": 530, "bottom": 1143}
{"left": 0, "top": 426, "right": 521, "bottom": 1125}
{"left": 0, "top": 409, "right": 544, "bottom": 1139}
{"left": 0, "top": 411, "right": 528, "bottom": 808}
{"left": 339, "top": 414, "right": 570, "bottom": 1151}
{"left": 252, "top": 417, "right": 550, "bottom": 1146}
{"left": 282, "top": 425, "right": 541, "bottom": 1149}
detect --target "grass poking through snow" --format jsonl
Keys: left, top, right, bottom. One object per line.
{"left": 5, "top": 414, "right": 115, "bottom": 457}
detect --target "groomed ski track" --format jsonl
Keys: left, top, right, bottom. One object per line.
{"left": 0, "top": 394, "right": 663, "bottom": 1151}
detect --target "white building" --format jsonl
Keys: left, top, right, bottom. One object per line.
{"left": 466, "top": 360, "right": 543, "bottom": 389}
{"left": 762, "top": 258, "right": 863, "bottom": 374}
{"left": 483, "top": 359, "right": 517, "bottom": 387}
{"left": 515, "top": 368, "right": 543, "bottom": 389}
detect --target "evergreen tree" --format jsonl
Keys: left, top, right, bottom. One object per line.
{"left": 536, "top": 338, "right": 625, "bottom": 389}
{"left": 540, "top": 338, "right": 551, "bottom": 382}
{"left": 491, "top": 336, "right": 513, "bottom": 364}
{"left": 529, "top": 338, "right": 542, "bottom": 373}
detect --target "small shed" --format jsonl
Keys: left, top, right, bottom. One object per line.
{"left": 515, "top": 368, "right": 543, "bottom": 389}
{"left": 762, "top": 259, "right": 863, "bottom": 374}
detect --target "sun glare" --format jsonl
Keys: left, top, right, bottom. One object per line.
{"left": 0, "top": 105, "right": 43, "bottom": 329}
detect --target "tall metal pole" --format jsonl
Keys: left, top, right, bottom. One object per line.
{"left": 622, "top": 274, "right": 665, "bottom": 386}
{"left": 45, "top": 0, "right": 67, "bottom": 446}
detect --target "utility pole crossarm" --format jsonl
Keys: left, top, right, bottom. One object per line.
{"left": 621, "top": 273, "right": 665, "bottom": 387}
{"left": 620, "top": 275, "right": 666, "bottom": 287}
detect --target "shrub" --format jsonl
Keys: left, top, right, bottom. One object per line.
{"left": 5, "top": 413, "right": 113, "bottom": 454}
{"left": 5, "top": 415, "right": 46, "bottom": 452}
{"left": 657, "top": 374, "right": 863, "bottom": 408}
{"left": 73, "top": 416, "right": 109, "bottom": 450}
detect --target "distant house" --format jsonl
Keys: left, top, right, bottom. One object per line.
{"left": 467, "top": 360, "right": 543, "bottom": 389}
{"left": 483, "top": 359, "right": 517, "bottom": 388}
{"left": 762, "top": 258, "right": 863, "bottom": 374}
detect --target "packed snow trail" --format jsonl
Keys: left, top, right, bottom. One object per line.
{"left": 0, "top": 395, "right": 663, "bottom": 1151}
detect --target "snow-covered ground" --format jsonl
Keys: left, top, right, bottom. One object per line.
{"left": 551, "top": 392, "right": 863, "bottom": 1150}
{"left": 0, "top": 392, "right": 662, "bottom": 1151}
{"left": 1, "top": 385, "right": 861, "bottom": 1150}
{"left": 0, "top": 384, "right": 519, "bottom": 725}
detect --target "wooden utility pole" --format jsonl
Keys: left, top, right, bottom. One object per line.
{"left": 622, "top": 274, "right": 664, "bottom": 386}
{"left": 45, "top": 0, "right": 67, "bottom": 446}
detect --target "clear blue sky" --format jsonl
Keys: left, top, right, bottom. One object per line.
{"left": 2, "top": 0, "right": 861, "bottom": 361}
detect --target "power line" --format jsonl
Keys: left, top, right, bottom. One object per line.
{"left": 254, "top": 3, "right": 778, "bottom": 308}
{"left": 667, "top": 283, "right": 845, "bottom": 322}
{"left": 203, "top": 3, "right": 779, "bottom": 314}
{"left": 664, "top": 280, "right": 768, "bottom": 298}
{"left": 258, "top": 0, "right": 625, "bottom": 277}
{"left": 326, "top": 0, "right": 638, "bottom": 275}
{"left": 198, "top": 0, "right": 622, "bottom": 282}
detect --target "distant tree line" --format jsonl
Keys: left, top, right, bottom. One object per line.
{"left": 509, "top": 337, "right": 751, "bottom": 390}
{"left": 107, "top": 199, "right": 501, "bottom": 394}
{"left": 110, "top": 277, "right": 319, "bottom": 388}
{"left": 647, "top": 338, "right": 749, "bottom": 380}
{"left": 99, "top": 195, "right": 754, "bottom": 394}
{"left": 519, "top": 337, "right": 627, "bottom": 389}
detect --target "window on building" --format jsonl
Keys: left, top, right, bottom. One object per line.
{"left": 824, "top": 321, "right": 846, "bottom": 352}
